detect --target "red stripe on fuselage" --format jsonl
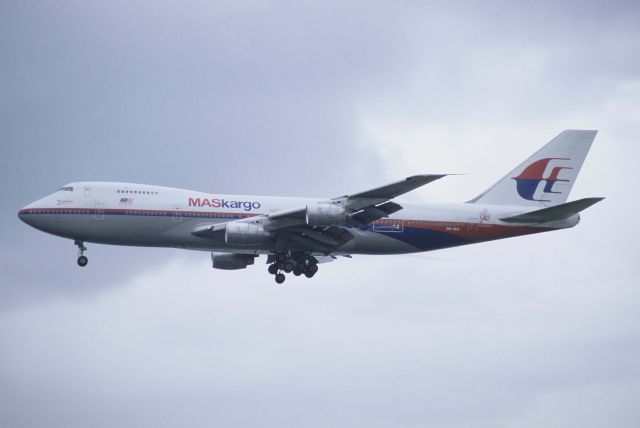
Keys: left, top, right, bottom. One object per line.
{"left": 375, "top": 218, "right": 551, "bottom": 242}
{"left": 18, "top": 207, "right": 257, "bottom": 218}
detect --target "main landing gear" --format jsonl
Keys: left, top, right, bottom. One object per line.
{"left": 267, "top": 252, "right": 319, "bottom": 284}
{"left": 75, "top": 240, "right": 88, "bottom": 267}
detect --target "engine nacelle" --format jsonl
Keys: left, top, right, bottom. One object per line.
{"left": 225, "top": 222, "right": 269, "bottom": 246}
{"left": 211, "top": 252, "right": 257, "bottom": 270}
{"left": 306, "top": 203, "right": 347, "bottom": 226}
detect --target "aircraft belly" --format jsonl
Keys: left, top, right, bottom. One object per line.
{"left": 38, "top": 212, "right": 531, "bottom": 255}
{"left": 68, "top": 215, "right": 174, "bottom": 246}
{"left": 50, "top": 215, "right": 215, "bottom": 248}
{"left": 350, "top": 229, "right": 420, "bottom": 254}
{"left": 41, "top": 213, "right": 266, "bottom": 251}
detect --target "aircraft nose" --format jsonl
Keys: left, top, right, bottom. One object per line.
{"left": 18, "top": 202, "right": 40, "bottom": 227}
{"left": 18, "top": 205, "right": 31, "bottom": 225}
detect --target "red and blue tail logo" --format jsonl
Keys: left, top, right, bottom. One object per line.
{"left": 512, "top": 158, "right": 572, "bottom": 201}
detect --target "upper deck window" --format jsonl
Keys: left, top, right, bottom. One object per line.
{"left": 116, "top": 188, "right": 159, "bottom": 195}
{"left": 58, "top": 186, "right": 74, "bottom": 192}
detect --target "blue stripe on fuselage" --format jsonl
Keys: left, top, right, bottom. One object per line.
{"left": 359, "top": 222, "right": 471, "bottom": 252}
{"left": 377, "top": 226, "right": 470, "bottom": 251}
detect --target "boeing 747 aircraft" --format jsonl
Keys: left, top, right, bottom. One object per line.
{"left": 19, "top": 130, "right": 603, "bottom": 283}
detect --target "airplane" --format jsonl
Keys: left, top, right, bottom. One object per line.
{"left": 18, "top": 130, "right": 603, "bottom": 284}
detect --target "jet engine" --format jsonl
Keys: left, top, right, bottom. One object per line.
{"left": 306, "top": 203, "right": 347, "bottom": 226}
{"left": 225, "top": 222, "right": 269, "bottom": 246}
{"left": 211, "top": 252, "right": 257, "bottom": 270}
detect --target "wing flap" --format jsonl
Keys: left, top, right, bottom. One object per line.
{"left": 275, "top": 225, "right": 354, "bottom": 253}
{"left": 280, "top": 226, "right": 341, "bottom": 246}
{"left": 351, "top": 201, "right": 403, "bottom": 226}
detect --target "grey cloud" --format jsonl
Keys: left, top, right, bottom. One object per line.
{"left": 1, "top": 249, "right": 638, "bottom": 427}
{"left": 1, "top": 0, "right": 639, "bottom": 427}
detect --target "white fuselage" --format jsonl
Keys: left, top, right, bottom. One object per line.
{"left": 18, "top": 182, "right": 578, "bottom": 256}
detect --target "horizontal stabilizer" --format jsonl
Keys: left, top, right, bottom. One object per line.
{"left": 500, "top": 197, "right": 604, "bottom": 224}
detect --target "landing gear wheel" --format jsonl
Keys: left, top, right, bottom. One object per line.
{"left": 275, "top": 273, "right": 286, "bottom": 284}
{"left": 293, "top": 266, "right": 303, "bottom": 276}
{"left": 276, "top": 253, "right": 287, "bottom": 264}
{"left": 268, "top": 264, "right": 278, "bottom": 275}
{"left": 75, "top": 240, "right": 88, "bottom": 267}
{"left": 304, "top": 263, "right": 318, "bottom": 278}
{"left": 283, "top": 261, "right": 295, "bottom": 273}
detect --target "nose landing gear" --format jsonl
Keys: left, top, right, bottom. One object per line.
{"left": 75, "top": 240, "right": 88, "bottom": 267}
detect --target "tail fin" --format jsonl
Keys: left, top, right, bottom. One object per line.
{"left": 469, "top": 130, "right": 597, "bottom": 206}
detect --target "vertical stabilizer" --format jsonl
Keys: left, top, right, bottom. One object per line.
{"left": 469, "top": 130, "right": 597, "bottom": 206}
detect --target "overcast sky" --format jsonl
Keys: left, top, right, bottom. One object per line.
{"left": 1, "top": 1, "right": 639, "bottom": 427}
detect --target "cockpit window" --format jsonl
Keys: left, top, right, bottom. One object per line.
{"left": 58, "top": 186, "right": 74, "bottom": 192}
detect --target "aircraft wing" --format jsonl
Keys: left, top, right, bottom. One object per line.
{"left": 266, "top": 174, "right": 447, "bottom": 225}
{"left": 332, "top": 174, "right": 448, "bottom": 211}
{"left": 192, "top": 220, "right": 354, "bottom": 253}
{"left": 192, "top": 174, "right": 448, "bottom": 253}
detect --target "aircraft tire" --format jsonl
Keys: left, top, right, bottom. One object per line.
{"left": 283, "top": 261, "right": 294, "bottom": 273}
{"left": 268, "top": 264, "right": 278, "bottom": 275}
{"left": 275, "top": 273, "right": 286, "bottom": 284}
{"left": 77, "top": 256, "right": 88, "bottom": 267}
